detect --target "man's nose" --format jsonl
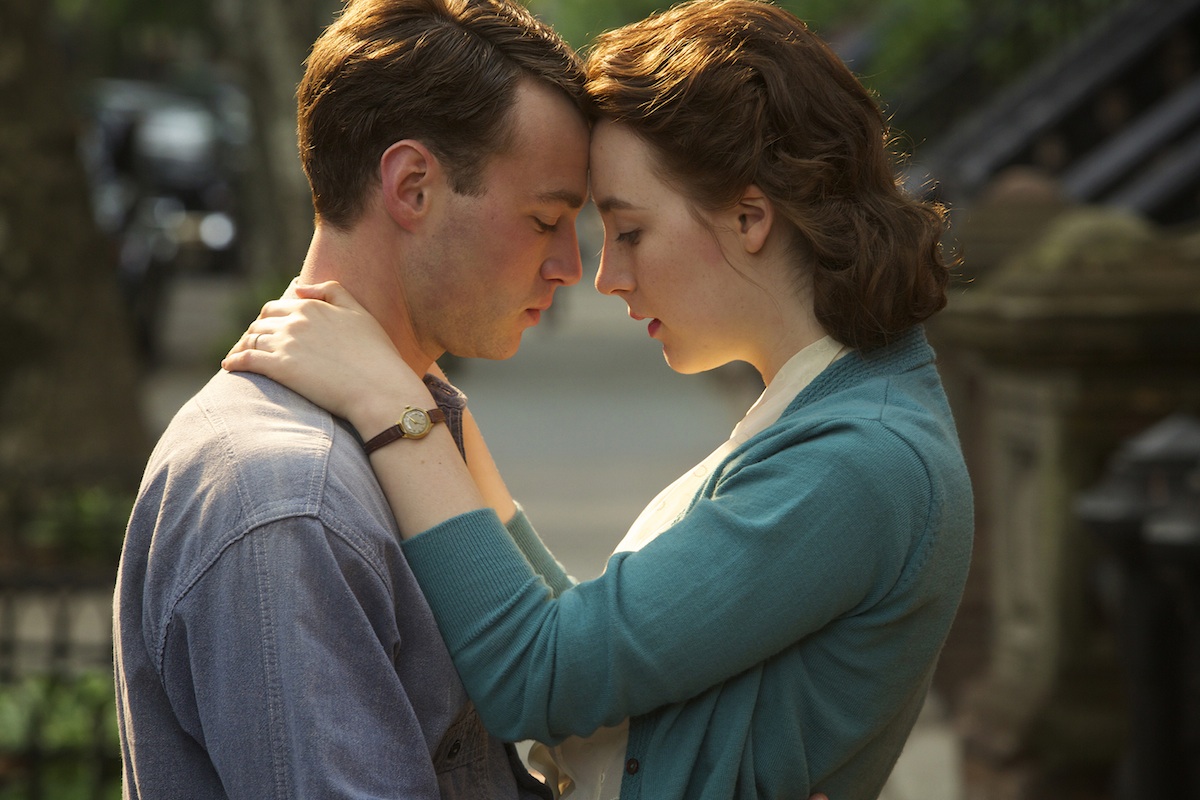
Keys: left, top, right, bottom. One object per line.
{"left": 543, "top": 225, "right": 583, "bottom": 286}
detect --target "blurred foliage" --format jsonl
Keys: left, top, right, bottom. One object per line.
{"left": 0, "top": 487, "right": 134, "bottom": 568}
{"left": 42, "top": 0, "right": 1133, "bottom": 153}
{"left": 529, "top": 0, "right": 1130, "bottom": 140}
{"left": 51, "top": 0, "right": 219, "bottom": 75}
{"left": 55, "top": 0, "right": 209, "bottom": 28}
{"left": 528, "top": 0, "right": 876, "bottom": 48}
{"left": 0, "top": 673, "right": 118, "bottom": 752}
{"left": 0, "top": 672, "right": 121, "bottom": 800}
{"left": 48, "top": 0, "right": 1130, "bottom": 96}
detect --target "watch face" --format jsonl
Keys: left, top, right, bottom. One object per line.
{"left": 400, "top": 408, "right": 432, "bottom": 438}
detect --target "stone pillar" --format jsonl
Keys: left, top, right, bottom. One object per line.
{"left": 928, "top": 205, "right": 1200, "bottom": 797}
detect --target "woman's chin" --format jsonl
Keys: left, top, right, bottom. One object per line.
{"left": 662, "top": 349, "right": 722, "bottom": 376}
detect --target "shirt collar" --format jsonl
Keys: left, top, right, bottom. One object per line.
{"left": 730, "top": 336, "right": 850, "bottom": 444}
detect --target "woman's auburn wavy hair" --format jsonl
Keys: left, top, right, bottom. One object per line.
{"left": 584, "top": 0, "right": 951, "bottom": 351}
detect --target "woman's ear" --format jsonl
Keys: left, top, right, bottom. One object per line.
{"left": 734, "top": 184, "right": 774, "bottom": 255}
{"left": 379, "top": 140, "right": 436, "bottom": 229}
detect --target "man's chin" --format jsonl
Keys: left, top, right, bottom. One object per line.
{"left": 448, "top": 336, "right": 523, "bottom": 362}
{"left": 489, "top": 339, "right": 523, "bottom": 361}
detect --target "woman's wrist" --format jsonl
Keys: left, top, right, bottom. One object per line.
{"left": 349, "top": 380, "right": 439, "bottom": 442}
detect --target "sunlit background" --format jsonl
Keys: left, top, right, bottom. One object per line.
{"left": 2, "top": 0, "right": 1198, "bottom": 797}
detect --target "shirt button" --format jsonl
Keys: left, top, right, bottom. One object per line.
{"left": 447, "top": 739, "right": 462, "bottom": 759}
{"left": 626, "top": 758, "right": 640, "bottom": 775}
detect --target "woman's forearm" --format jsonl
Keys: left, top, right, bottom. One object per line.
{"left": 352, "top": 396, "right": 488, "bottom": 538}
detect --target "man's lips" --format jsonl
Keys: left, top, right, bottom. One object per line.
{"left": 524, "top": 297, "right": 554, "bottom": 324}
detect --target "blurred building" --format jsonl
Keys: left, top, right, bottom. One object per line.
{"left": 911, "top": 1, "right": 1200, "bottom": 797}
{"left": 920, "top": 0, "right": 1200, "bottom": 228}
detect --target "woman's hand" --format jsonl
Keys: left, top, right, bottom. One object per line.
{"left": 222, "top": 281, "right": 430, "bottom": 430}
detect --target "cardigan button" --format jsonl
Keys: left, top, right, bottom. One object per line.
{"left": 625, "top": 758, "right": 640, "bottom": 775}
{"left": 446, "top": 739, "right": 462, "bottom": 759}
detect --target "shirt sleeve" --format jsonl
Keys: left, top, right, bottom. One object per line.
{"left": 159, "top": 515, "right": 444, "bottom": 799}
{"left": 401, "top": 419, "right": 934, "bottom": 744}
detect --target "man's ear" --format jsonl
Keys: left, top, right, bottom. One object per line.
{"left": 379, "top": 140, "right": 437, "bottom": 229}
{"left": 733, "top": 184, "right": 774, "bottom": 255}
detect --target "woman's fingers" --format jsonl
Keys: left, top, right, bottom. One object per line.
{"left": 225, "top": 316, "right": 279, "bottom": 358}
{"left": 255, "top": 297, "right": 310, "bottom": 321}
{"left": 220, "top": 278, "right": 423, "bottom": 424}
{"left": 226, "top": 291, "right": 339, "bottom": 361}
{"left": 292, "top": 280, "right": 362, "bottom": 310}
{"left": 244, "top": 282, "right": 362, "bottom": 335}
{"left": 221, "top": 339, "right": 276, "bottom": 375}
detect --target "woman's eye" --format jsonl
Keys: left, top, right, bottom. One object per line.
{"left": 616, "top": 229, "right": 641, "bottom": 245}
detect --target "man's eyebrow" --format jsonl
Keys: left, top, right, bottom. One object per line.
{"left": 594, "top": 197, "right": 636, "bottom": 213}
{"left": 538, "top": 189, "right": 586, "bottom": 209}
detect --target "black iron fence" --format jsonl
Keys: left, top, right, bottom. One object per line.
{"left": 1078, "top": 414, "right": 1200, "bottom": 799}
{"left": 0, "top": 568, "right": 121, "bottom": 800}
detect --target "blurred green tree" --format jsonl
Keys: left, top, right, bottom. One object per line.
{"left": 529, "top": 0, "right": 876, "bottom": 56}
{"left": 208, "top": 0, "right": 338, "bottom": 280}
{"left": 0, "top": 0, "right": 149, "bottom": 565}
{"left": 529, "top": 0, "right": 1127, "bottom": 146}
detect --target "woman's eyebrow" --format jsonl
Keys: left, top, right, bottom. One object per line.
{"left": 594, "top": 196, "right": 637, "bottom": 213}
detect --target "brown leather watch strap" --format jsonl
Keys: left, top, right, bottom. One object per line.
{"left": 362, "top": 407, "right": 446, "bottom": 455}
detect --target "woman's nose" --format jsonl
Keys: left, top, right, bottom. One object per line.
{"left": 594, "top": 247, "right": 632, "bottom": 295}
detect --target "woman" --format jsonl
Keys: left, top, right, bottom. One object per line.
{"left": 224, "top": 1, "right": 972, "bottom": 797}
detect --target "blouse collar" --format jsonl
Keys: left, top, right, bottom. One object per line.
{"left": 730, "top": 336, "right": 850, "bottom": 444}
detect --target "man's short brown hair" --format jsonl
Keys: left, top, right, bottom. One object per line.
{"left": 298, "top": 0, "right": 586, "bottom": 228}
{"left": 586, "top": 0, "right": 951, "bottom": 351}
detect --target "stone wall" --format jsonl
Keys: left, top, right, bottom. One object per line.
{"left": 927, "top": 178, "right": 1200, "bottom": 798}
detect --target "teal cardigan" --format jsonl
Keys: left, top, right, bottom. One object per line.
{"left": 401, "top": 327, "right": 973, "bottom": 799}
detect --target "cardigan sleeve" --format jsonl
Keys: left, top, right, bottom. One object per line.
{"left": 401, "top": 417, "right": 936, "bottom": 744}
{"left": 505, "top": 504, "right": 575, "bottom": 597}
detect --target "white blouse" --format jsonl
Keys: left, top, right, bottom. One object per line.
{"left": 528, "top": 336, "right": 850, "bottom": 799}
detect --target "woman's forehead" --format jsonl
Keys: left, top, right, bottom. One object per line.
{"left": 589, "top": 122, "right": 658, "bottom": 203}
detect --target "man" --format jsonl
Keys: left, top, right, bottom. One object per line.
{"left": 114, "top": 0, "right": 587, "bottom": 796}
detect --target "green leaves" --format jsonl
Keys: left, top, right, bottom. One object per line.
{"left": 0, "top": 671, "right": 121, "bottom": 800}
{"left": 5, "top": 486, "right": 133, "bottom": 566}
{"left": 0, "top": 672, "right": 117, "bottom": 752}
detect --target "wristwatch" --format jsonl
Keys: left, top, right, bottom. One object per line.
{"left": 362, "top": 406, "right": 446, "bottom": 454}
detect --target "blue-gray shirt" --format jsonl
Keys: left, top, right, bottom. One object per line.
{"left": 115, "top": 370, "right": 548, "bottom": 799}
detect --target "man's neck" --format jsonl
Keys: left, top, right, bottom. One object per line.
{"left": 298, "top": 222, "right": 438, "bottom": 377}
